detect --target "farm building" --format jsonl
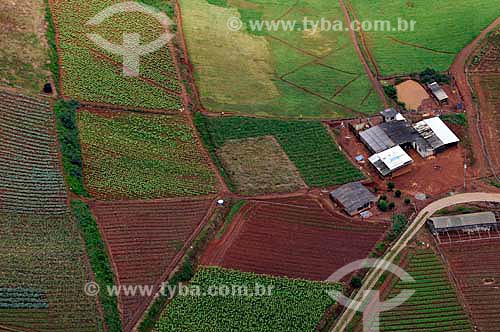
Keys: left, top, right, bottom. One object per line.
{"left": 359, "top": 120, "right": 418, "bottom": 153}
{"left": 368, "top": 146, "right": 413, "bottom": 177}
{"left": 330, "top": 182, "right": 377, "bottom": 216}
{"left": 412, "top": 117, "right": 460, "bottom": 158}
{"left": 428, "top": 212, "right": 500, "bottom": 243}
{"left": 428, "top": 82, "right": 449, "bottom": 104}
{"left": 380, "top": 108, "right": 405, "bottom": 122}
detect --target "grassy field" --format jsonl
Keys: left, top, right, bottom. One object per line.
{"left": 0, "top": 0, "right": 50, "bottom": 93}
{"left": 349, "top": 0, "right": 500, "bottom": 76}
{"left": 195, "top": 114, "right": 364, "bottom": 189}
{"left": 376, "top": 249, "right": 472, "bottom": 332}
{"left": 78, "top": 110, "right": 218, "bottom": 199}
{"left": 179, "top": 0, "right": 383, "bottom": 118}
{"left": 153, "top": 266, "right": 340, "bottom": 332}
{"left": 51, "top": 0, "right": 182, "bottom": 109}
{"left": 217, "top": 136, "right": 306, "bottom": 195}
{"left": 0, "top": 213, "right": 102, "bottom": 332}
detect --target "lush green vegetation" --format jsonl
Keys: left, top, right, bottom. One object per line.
{"left": 350, "top": 0, "right": 499, "bottom": 76}
{"left": 71, "top": 200, "right": 121, "bottom": 332}
{"left": 153, "top": 267, "right": 340, "bottom": 332}
{"left": 78, "top": 111, "right": 218, "bottom": 199}
{"left": 195, "top": 113, "right": 364, "bottom": 188}
{"left": 51, "top": 0, "right": 182, "bottom": 109}
{"left": 216, "top": 200, "right": 246, "bottom": 239}
{"left": 377, "top": 249, "right": 472, "bottom": 331}
{"left": 54, "top": 100, "right": 89, "bottom": 197}
{"left": 441, "top": 113, "right": 468, "bottom": 127}
{"left": 179, "top": 0, "right": 383, "bottom": 118}
{"left": 0, "top": 213, "right": 102, "bottom": 331}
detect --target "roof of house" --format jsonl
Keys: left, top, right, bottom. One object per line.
{"left": 368, "top": 146, "right": 413, "bottom": 176}
{"left": 414, "top": 117, "right": 460, "bottom": 149}
{"left": 330, "top": 182, "right": 377, "bottom": 215}
{"left": 360, "top": 125, "right": 395, "bottom": 153}
{"left": 429, "top": 212, "right": 497, "bottom": 230}
{"left": 380, "top": 108, "right": 398, "bottom": 118}
{"left": 428, "top": 82, "right": 449, "bottom": 101}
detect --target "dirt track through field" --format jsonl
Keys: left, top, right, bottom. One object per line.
{"left": 450, "top": 16, "right": 500, "bottom": 181}
{"left": 338, "top": 0, "right": 388, "bottom": 108}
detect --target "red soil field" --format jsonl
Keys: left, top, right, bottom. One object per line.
{"left": 202, "top": 196, "right": 387, "bottom": 281}
{"left": 90, "top": 197, "right": 215, "bottom": 331}
{"left": 441, "top": 239, "right": 500, "bottom": 331}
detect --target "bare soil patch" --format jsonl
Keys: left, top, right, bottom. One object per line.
{"left": 216, "top": 136, "right": 307, "bottom": 196}
{"left": 395, "top": 80, "right": 431, "bottom": 110}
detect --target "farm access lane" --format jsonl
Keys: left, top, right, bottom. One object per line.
{"left": 450, "top": 17, "right": 500, "bottom": 181}
{"left": 331, "top": 192, "right": 500, "bottom": 332}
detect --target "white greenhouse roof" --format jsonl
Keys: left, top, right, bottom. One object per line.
{"left": 369, "top": 146, "right": 413, "bottom": 173}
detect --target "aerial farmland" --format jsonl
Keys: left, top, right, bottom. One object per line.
{"left": 1, "top": 0, "right": 500, "bottom": 332}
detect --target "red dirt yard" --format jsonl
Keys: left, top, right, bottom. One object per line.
{"left": 202, "top": 196, "right": 387, "bottom": 281}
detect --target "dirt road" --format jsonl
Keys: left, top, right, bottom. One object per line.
{"left": 338, "top": 0, "right": 388, "bottom": 109}
{"left": 450, "top": 17, "right": 500, "bottom": 180}
{"left": 331, "top": 192, "right": 500, "bottom": 332}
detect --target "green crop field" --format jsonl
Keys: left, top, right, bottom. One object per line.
{"left": 78, "top": 110, "right": 218, "bottom": 199}
{"left": 153, "top": 266, "right": 340, "bottom": 332}
{"left": 376, "top": 249, "right": 472, "bottom": 332}
{"left": 349, "top": 0, "right": 500, "bottom": 76}
{"left": 195, "top": 113, "right": 364, "bottom": 188}
{"left": 50, "top": 0, "right": 182, "bottom": 109}
{"left": 179, "top": 0, "right": 384, "bottom": 118}
{"left": 0, "top": 0, "right": 50, "bottom": 93}
{"left": 0, "top": 213, "right": 102, "bottom": 332}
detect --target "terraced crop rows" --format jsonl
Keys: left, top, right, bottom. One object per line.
{"left": 0, "top": 213, "right": 102, "bottom": 332}
{"left": 0, "top": 90, "right": 67, "bottom": 214}
{"left": 196, "top": 114, "right": 364, "bottom": 188}
{"left": 441, "top": 239, "right": 500, "bottom": 331}
{"left": 91, "top": 198, "right": 214, "bottom": 331}
{"left": 202, "top": 197, "right": 387, "bottom": 280}
{"left": 377, "top": 249, "right": 472, "bottom": 332}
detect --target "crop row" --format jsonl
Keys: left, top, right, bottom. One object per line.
{"left": 195, "top": 113, "right": 364, "bottom": 188}
{"left": 50, "top": 0, "right": 182, "bottom": 109}
{"left": 153, "top": 266, "right": 340, "bottom": 332}
{"left": 376, "top": 249, "right": 472, "bottom": 332}
{"left": 78, "top": 110, "right": 218, "bottom": 199}
{"left": 0, "top": 213, "right": 102, "bottom": 331}
{"left": 90, "top": 198, "right": 213, "bottom": 329}
{"left": 0, "top": 90, "right": 68, "bottom": 214}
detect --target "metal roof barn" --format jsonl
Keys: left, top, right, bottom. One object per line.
{"left": 428, "top": 82, "right": 449, "bottom": 102}
{"left": 368, "top": 146, "right": 413, "bottom": 177}
{"left": 330, "top": 182, "right": 377, "bottom": 216}
{"left": 428, "top": 212, "right": 497, "bottom": 231}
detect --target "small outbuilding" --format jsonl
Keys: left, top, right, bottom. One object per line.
{"left": 330, "top": 182, "right": 377, "bottom": 216}
{"left": 380, "top": 108, "right": 398, "bottom": 122}
{"left": 428, "top": 82, "right": 449, "bottom": 104}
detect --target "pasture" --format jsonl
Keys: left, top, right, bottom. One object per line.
{"left": 195, "top": 114, "right": 364, "bottom": 188}
{"left": 50, "top": 0, "right": 182, "bottom": 109}
{"left": 0, "top": 0, "right": 49, "bottom": 93}
{"left": 179, "top": 0, "right": 383, "bottom": 118}
{"left": 77, "top": 110, "right": 218, "bottom": 199}
{"left": 349, "top": 0, "right": 500, "bottom": 76}
{"left": 153, "top": 266, "right": 340, "bottom": 332}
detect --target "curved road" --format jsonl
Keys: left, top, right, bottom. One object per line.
{"left": 332, "top": 192, "right": 500, "bottom": 332}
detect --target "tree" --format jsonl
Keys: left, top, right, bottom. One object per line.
{"left": 383, "top": 85, "right": 398, "bottom": 100}
{"left": 395, "top": 190, "right": 402, "bottom": 198}
{"left": 350, "top": 276, "right": 363, "bottom": 289}
{"left": 380, "top": 194, "right": 387, "bottom": 201}
{"left": 388, "top": 182, "right": 395, "bottom": 191}
{"left": 404, "top": 198, "right": 411, "bottom": 205}
{"left": 378, "top": 200, "right": 388, "bottom": 212}
{"left": 388, "top": 202, "right": 396, "bottom": 210}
